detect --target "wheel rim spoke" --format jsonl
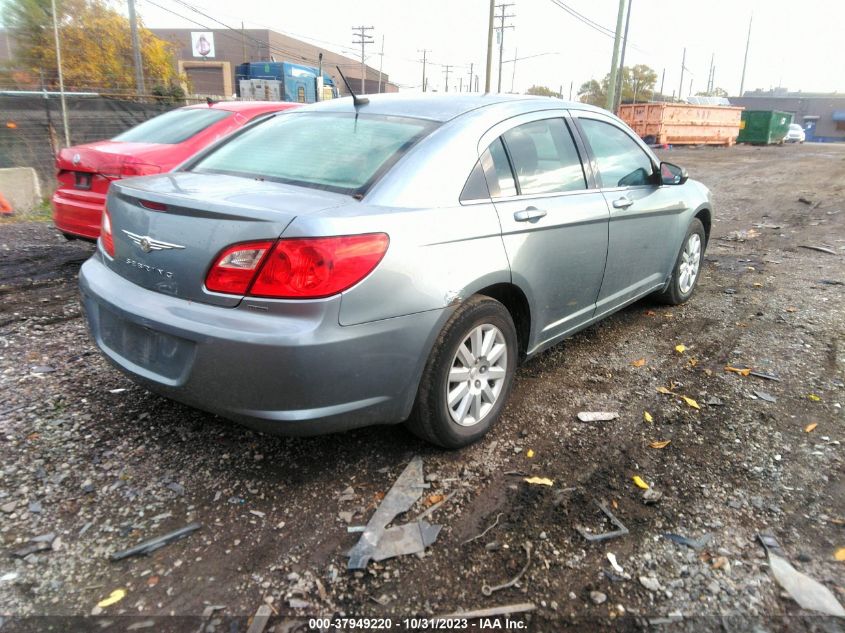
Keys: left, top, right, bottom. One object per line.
{"left": 447, "top": 323, "right": 508, "bottom": 427}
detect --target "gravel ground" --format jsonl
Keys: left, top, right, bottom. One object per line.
{"left": 0, "top": 143, "right": 843, "bottom": 632}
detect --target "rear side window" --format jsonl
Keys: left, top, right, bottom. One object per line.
{"left": 485, "top": 139, "right": 517, "bottom": 198}
{"left": 113, "top": 108, "right": 231, "bottom": 144}
{"left": 579, "top": 118, "right": 655, "bottom": 188}
{"left": 502, "top": 118, "right": 586, "bottom": 195}
{"left": 190, "top": 112, "right": 437, "bottom": 196}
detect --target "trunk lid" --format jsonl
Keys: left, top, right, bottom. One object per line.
{"left": 105, "top": 172, "right": 352, "bottom": 307}
{"left": 56, "top": 141, "right": 174, "bottom": 176}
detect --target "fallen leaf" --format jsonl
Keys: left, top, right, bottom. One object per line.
{"left": 524, "top": 476, "right": 553, "bottom": 486}
{"left": 424, "top": 493, "right": 444, "bottom": 507}
{"left": 632, "top": 358, "right": 646, "bottom": 367}
{"left": 682, "top": 396, "right": 700, "bottom": 410}
{"left": 643, "top": 411, "right": 654, "bottom": 423}
{"left": 785, "top": 306, "right": 798, "bottom": 313}
{"left": 656, "top": 386, "right": 675, "bottom": 395}
{"left": 688, "top": 358, "right": 698, "bottom": 368}
{"left": 725, "top": 366, "right": 752, "bottom": 377}
{"left": 373, "top": 491, "right": 385, "bottom": 502}
{"left": 753, "top": 282, "right": 763, "bottom": 288}
{"left": 632, "top": 476, "right": 649, "bottom": 490}
{"left": 835, "top": 548, "right": 845, "bottom": 562}
{"left": 675, "top": 344, "right": 687, "bottom": 353}
{"left": 611, "top": 499, "right": 618, "bottom": 509}
{"left": 97, "top": 589, "right": 126, "bottom": 608}
{"left": 526, "top": 449, "right": 535, "bottom": 458}
{"left": 649, "top": 440, "right": 671, "bottom": 449}
{"left": 147, "top": 576, "right": 159, "bottom": 588}
{"left": 804, "top": 423, "right": 818, "bottom": 433}
{"left": 808, "top": 394, "right": 822, "bottom": 402}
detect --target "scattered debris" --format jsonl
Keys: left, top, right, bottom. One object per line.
{"left": 835, "top": 548, "right": 845, "bottom": 562}
{"left": 798, "top": 197, "right": 813, "bottom": 205}
{"left": 758, "top": 532, "right": 845, "bottom": 617}
{"left": 347, "top": 456, "right": 438, "bottom": 569}
{"left": 750, "top": 370, "right": 781, "bottom": 381}
{"left": 799, "top": 245, "right": 837, "bottom": 256}
{"left": 642, "top": 488, "right": 663, "bottom": 505}
{"left": 30, "top": 365, "right": 56, "bottom": 374}
{"left": 525, "top": 449, "right": 534, "bottom": 458}
{"left": 753, "top": 391, "right": 777, "bottom": 403}
{"left": 725, "top": 366, "right": 752, "bottom": 377}
{"left": 288, "top": 598, "right": 309, "bottom": 609}
{"left": 632, "top": 476, "right": 649, "bottom": 490}
{"left": 463, "top": 512, "right": 503, "bottom": 545}
{"left": 643, "top": 411, "right": 654, "bottom": 423}
{"left": 109, "top": 523, "right": 201, "bottom": 561}
{"left": 96, "top": 588, "right": 126, "bottom": 609}
{"left": 0, "top": 572, "right": 19, "bottom": 583}
{"left": 631, "top": 358, "right": 646, "bottom": 367}
{"left": 11, "top": 541, "right": 51, "bottom": 558}
{"left": 674, "top": 344, "right": 687, "bottom": 353}
{"left": 576, "top": 501, "right": 629, "bottom": 542}
{"left": 414, "top": 491, "right": 456, "bottom": 522}
{"left": 706, "top": 396, "right": 724, "bottom": 406}
{"left": 607, "top": 553, "right": 631, "bottom": 579}
{"left": 577, "top": 412, "right": 619, "bottom": 422}
{"left": 590, "top": 590, "right": 607, "bottom": 605}
{"left": 245, "top": 604, "right": 273, "bottom": 633}
{"left": 249, "top": 510, "right": 266, "bottom": 519}
{"left": 805, "top": 423, "right": 818, "bottom": 433}
{"left": 429, "top": 603, "right": 536, "bottom": 623}
{"left": 820, "top": 279, "right": 844, "bottom": 286}
{"left": 639, "top": 576, "right": 662, "bottom": 592}
{"left": 482, "top": 542, "right": 532, "bottom": 596}
{"left": 722, "top": 229, "right": 760, "bottom": 242}
{"left": 523, "top": 477, "right": 554, "bottom": 486}
{"left": 682, "top": 396, "right": 700, "bottom": 410}
{"left": 649, "top": 440, "right": 671, "bottom": 449}
{"left": 663, "top": 532, "right": 713, "bottom": 551}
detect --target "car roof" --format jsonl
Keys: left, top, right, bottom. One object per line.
{"left": 300, "top": 93, "right": 606, "bottom": 122}
{"left": 183, "top": 101, "right": 299, "bottom": 114}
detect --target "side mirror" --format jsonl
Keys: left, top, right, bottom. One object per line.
{"left": 660, "top": 162, "right": 688, "bottom": 185}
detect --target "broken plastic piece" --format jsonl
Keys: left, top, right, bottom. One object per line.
{"left": 664, "top": 532, "right": 713, "bottom": 551}
{"left": 110, "top": 523, "right": 201, "bottom": 561}
{"left": 576, "top": 501, "right": 629, "bottom": 542}
{"left": 371, "top": 520, "right": 441, "bottom": 562}
{"left": 577, "top": 412, "right": 619, "bottom": 422}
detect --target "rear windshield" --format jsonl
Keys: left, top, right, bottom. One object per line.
{"left": 189, "top": 112, "right": 438, "bottom": 195}
{"left": 113, "top": 108, "right": 231, "bottom": 144}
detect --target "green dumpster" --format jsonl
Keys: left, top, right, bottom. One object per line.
{"left": 737, "top": 110, "right": 794, "bottom": 145}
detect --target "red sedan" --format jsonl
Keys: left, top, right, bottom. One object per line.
{"left": 52, "top": 101, "right": 299, "bottom": 240}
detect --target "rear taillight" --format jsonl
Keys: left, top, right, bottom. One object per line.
{"left": 205, "top": 240, "right": 274, "bottom": 295}
{"left": 205, "top": 233, "right": 389, "bottom": 299}
{"left": 100, "top": 206, "right": 115, "bottom": 258}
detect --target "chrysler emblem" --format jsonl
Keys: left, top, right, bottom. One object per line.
{"left": 122, "top": 230, "right": 185, "bottom": 253}
{"left": 72, "top": 153, "right": 81, "bottom": 165}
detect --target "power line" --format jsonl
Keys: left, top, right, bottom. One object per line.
{"left": 547, "top": 0, "right": 645, "bottom": 53}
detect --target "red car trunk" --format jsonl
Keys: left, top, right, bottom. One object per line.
{"left": 51, "top": 102, "right": 299, "bottom": 240}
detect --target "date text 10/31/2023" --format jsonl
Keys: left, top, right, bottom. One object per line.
{"left": 307, "top": 617, "right": 528, "bottom": 630}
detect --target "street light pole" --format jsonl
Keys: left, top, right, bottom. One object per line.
{"left": 50, "top": 0, "right": 70, "bottom": 147}
{"left": 484, "top": 0, "right": 494, "bottom": 92}
{"left": 605, "top": 0, "right": 626, "bottom": 111}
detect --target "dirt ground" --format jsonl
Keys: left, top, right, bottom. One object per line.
{"left": 0, "top": 144, "right": 843, "bottom": 632}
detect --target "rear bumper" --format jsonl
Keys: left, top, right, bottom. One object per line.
{"left": 79, "top": 256, "right": 449, "bottom": 435}
{"left": 52, "top": 189, "right": 105, "bottom": 239}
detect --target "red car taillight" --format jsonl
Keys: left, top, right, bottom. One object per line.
{"left": 205, "top": 233, "right": 389, "bottom": 299}
{"left": 100, "top": 205, "right": 115, "bottom": 257}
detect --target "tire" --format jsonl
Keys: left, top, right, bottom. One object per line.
{"left": 655, "top": 218, "right": 706, "bottom": 305}
{"left": 406, "top": 295, "right": 517, "bottom": 448}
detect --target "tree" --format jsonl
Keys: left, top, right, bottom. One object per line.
{"left": 2, "top": 0, "right": 178, "bottom": 92}
{"left": 578, "top": 64, "right": 658, "bottom": 107}
{"left": 525, "top": 85, "right": 559, "bottom": 98}
{"left": 695, "top": 87, "right": 728, "bottom": 98}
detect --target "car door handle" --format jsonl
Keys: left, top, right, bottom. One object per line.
{"left": 612, "top": 196, "right": 634, "bottom": 209}
{"left": 513, "top": 207, "right": 547, "bottom": 222}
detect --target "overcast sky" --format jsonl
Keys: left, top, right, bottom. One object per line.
{"left": 129, "top": 0, "right": 842, "bottom": 96}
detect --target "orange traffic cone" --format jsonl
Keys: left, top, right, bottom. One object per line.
{"left": 0, "top": 193, "right": 12, "bottom": 216}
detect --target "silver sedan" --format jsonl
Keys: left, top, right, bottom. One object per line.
{"left": 79, "top": 94, "right": 713, "bottom": 448}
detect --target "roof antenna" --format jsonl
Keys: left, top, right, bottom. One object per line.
{"left": 336, "top": 66, "right": 369, "bottom": 107}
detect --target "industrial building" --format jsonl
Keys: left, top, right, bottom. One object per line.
{"left": 149, "top": 28, "right": 398, "bottom": 98}
{"left": 731, "top": 89, "right": 845, "bottom": 142}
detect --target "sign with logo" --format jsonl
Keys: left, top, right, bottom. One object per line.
{"left": 191, "top": 32, "right": 215, "bottom": 58}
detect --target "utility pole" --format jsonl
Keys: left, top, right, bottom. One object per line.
{"left": 689, "top": 77, "right": 693, "bottom": 98}
{"left": 678, "top": 47, "right": 686, "bottom": 103}
{"left": 475, "top": 75, "right": 479, "bottom": 91}
{"left": 510, "top": 48, "right": 517, "bottom": 93}
{"left": 377, "top": 35, "right": 384, "bottom": 94}
{"left": 241, "top": 21, "right": 247, "bottom": 62}
{"left": 467, "top": 62, "right": 474, "bottom": 93}
{"left": 659, "top": 68, "right": 665, "bottom": 99}
{"left": 352, "top": 26, "right": 374, "bottom": 94}
{"left": 127, "top": 0, "right": 145, "bottom": 95}
{"left": 613, "top": 0, "right": 633, "bottom": 112}
{"left": 569, "top": 80, "right": 573, "bottom": 100}
{"left": 316, "top": 52, "right": 323, "bottom": 101}
{"left": 485, "top": 0, "right": 494, "bottom": 92}
{"left": 739, "top": 14, "right": 752, "bottom": 96}
{"left": 443, "top": 65, "right": 452, "bottom": 92}
{"left": 50, "top": 0, "right": 69, "bottom": 147}
{"left": 707, "top": 52, "right": 714, "bottom": 93}
{"left": 605, "top": 0, "right": 626, "bottom": 111}
{"left": 459, "top": 77, "right": 463, "bottom": 92}
{"left": 419, "top": 49, "right": 429, "bottom": 92}
{"left": 495, "top": 3, "right": 515, "bottom": 93}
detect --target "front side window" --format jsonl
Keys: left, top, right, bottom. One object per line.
{"left": 190, "top": 112, "right": 437, "bottom": 195}
{"left": 501, "top": 118, "right": 586, "bottom": 195}
{"left": 113, "top": 108, "right": 231, "bottom": 144}
{"left": 578, "top": 118, "right": 655, "bottom": 188}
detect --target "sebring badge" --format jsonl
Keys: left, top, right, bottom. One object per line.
{"left": 122, "top": 230, "right": 186, "bottom": 254}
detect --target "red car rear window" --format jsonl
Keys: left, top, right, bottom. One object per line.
{"left": 112, "top": 108, "right": 231, "bottom": 145}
